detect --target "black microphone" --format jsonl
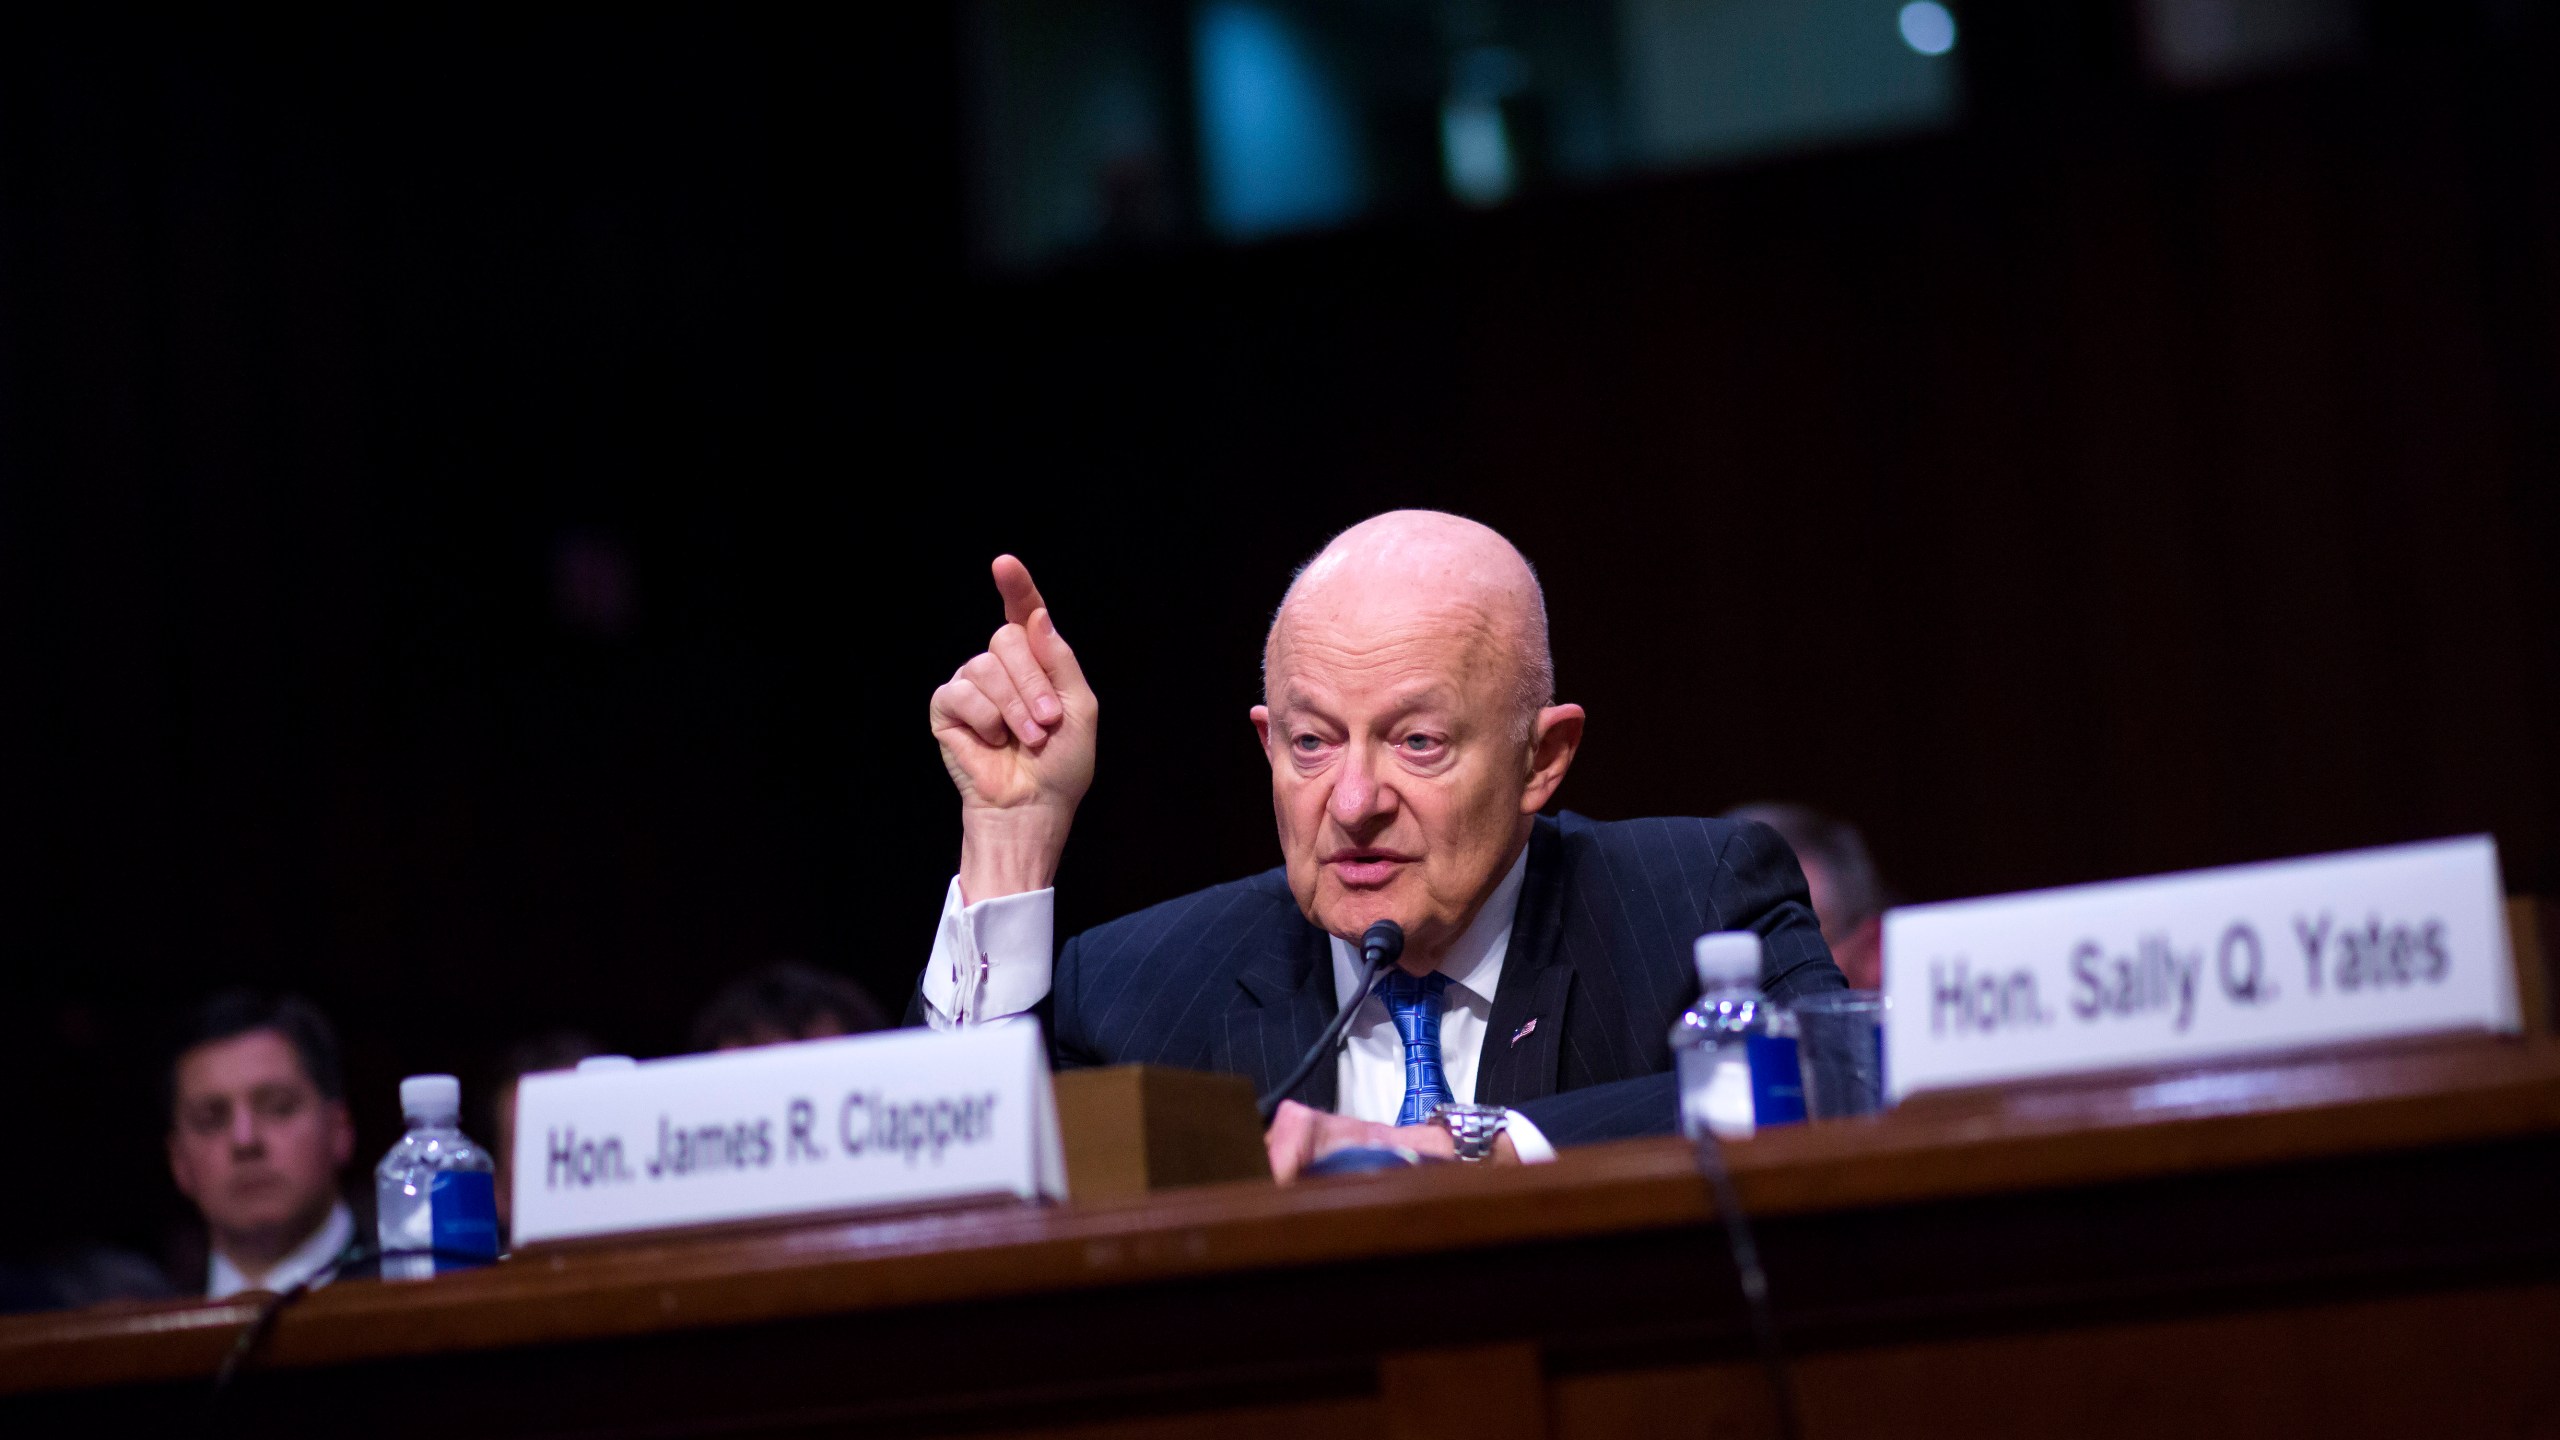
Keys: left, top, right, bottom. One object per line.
{"left": 1359, "top": 920, "right": 1405, "bottom": 969}
{"left": 1255, "top": 919, "right": 1404, "bottom": 1121}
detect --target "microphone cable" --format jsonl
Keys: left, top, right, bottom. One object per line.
{"left": 1256, "top": 920, "right": 1403, "bottom": 1121}
{"left": 1687, "top": 1125, "right": 1802, "bottom": 1440}
{"left": 204, "top": 1240, "right": 498, "bottom": 1427}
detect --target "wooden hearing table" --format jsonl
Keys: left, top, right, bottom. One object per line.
{"left": 4, "top": 1034, "right": 2557, "bottom": 1439}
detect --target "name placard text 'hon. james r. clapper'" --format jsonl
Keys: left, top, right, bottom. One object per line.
{"left": 1881, "top": 835, "right": 2519, "bottom": 1101}
{"left": 510, "top": 1024, "right": 1067, "bottom": 1247}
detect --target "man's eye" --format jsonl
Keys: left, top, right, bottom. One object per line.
{"left": 253, "top": 1088, "right": 305, "bottom": 1120}
{"left": 1293, "top": 734, "right": 1324, "bottom": 752}
{"left": 1403, "top": 734, "right": 1440, "bottom": 752}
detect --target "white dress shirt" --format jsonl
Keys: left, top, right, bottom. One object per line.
{"left": 207, "top": 1199, "right": 355, "bottom": 1299}
{"left": 921, "top": 848, "right": 1555, "bottom": 1163}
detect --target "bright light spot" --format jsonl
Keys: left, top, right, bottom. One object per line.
{"left": 1441, "top": 100, "right": 1516, "bottom": 207}
{"left": 1194, "top": 1, "right": 1367, "bottom": 238}
{"left": 1898, "top": 1, "right": 1957, "bottom": 56}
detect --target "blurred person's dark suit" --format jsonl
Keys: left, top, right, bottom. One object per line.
{"left": 0, "top": 1246, "right": 177, "bottom": 1315}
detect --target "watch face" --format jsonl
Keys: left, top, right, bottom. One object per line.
{"left": 1430, "top": 1103, "right": 1508, "bottom": 1160}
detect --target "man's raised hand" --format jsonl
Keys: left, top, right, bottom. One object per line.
{"left": 930, "top": 556, "right": 1098, "bottom": 902}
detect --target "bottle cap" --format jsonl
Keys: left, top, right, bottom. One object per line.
{"left": 575, "top": 1055, "right": 637, "bottom": 1073}
{"left": 399, "top": 1074, "right": 461, "bottom": 1124}
{"left": 1692, "top": 931, "right": 1764, "bottom": 991}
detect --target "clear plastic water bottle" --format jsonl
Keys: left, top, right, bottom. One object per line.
{"left": 1671, "top": 931, "right": 1805, "bottom": 1139}
{"left": 376, "top": 1074, "right": 500, "bottom": 1280}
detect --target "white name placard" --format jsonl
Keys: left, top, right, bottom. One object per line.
{"left": 1881, "top": 835, "right": 2518, "bottom": 1101}
{"left": 511, "top": 1024, "right": 1066, "bottom": 1247}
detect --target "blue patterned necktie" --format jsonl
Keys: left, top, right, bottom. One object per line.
{"left": 1379, "top": 968, "right": 1455, "bottom": 1126}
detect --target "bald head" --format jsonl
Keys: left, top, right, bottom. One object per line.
{"left": 1265, "top": 511, "right": 1554, "bottom": 739}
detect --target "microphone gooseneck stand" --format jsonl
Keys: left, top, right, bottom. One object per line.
{"left": 1255, "top": 919, "right": 1404, "bottom": 1121}
{"left": 1689, "top": 1125, "right": 1803, "bottom": 1440}
{"left": 205, "top": 1241, "right": 499, "bottom": 1427}
{"left": 1251, "top": 911, "right": 1796, "bottom": 1440}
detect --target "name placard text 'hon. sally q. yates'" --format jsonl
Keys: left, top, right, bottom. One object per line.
{"left": 1881, "top": 836, "right": 2520, "bottom": 1101}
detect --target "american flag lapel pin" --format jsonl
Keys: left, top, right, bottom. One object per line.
{"left": 1510, "top": 1017, "right": 1538, "bottom": 1047}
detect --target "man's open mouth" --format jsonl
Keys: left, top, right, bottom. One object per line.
{"left": 1324, "top": 852, "right": 1413, "bottom": 885}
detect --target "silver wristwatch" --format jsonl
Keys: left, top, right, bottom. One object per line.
{"left": 1428, "top": 1103, "right": 1509, "bottom": 1162}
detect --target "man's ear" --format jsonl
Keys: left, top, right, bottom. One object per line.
{"left": 1250, "top": 705, "right": 1273, "bottom": 753}
{"left": 324, "top": 1099, "right": 356, "bottom": 1170}
{"left": 1520, "top": 704, "right": 1585, "bottom": 815}
{"left": 168, "top": 1130, "right": 201, "bottom": 1204}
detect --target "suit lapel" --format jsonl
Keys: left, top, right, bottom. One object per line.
{"left": 1221, "top": 916, "right": 1341, "bottom": 1111}
{"left": 1477, "top": 817, "right": 1573, "bottom": 1107}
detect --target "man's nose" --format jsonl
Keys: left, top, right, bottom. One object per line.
{"left": 1327, "top": 743, "right": 1398, "bottom": 831}
{"left": 229, "top": 1108, "right": 262, "bottom": 1153}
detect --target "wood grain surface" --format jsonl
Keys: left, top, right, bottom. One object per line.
{"left": 5, "top": 1033, "right": 2555, "bottom": 1438}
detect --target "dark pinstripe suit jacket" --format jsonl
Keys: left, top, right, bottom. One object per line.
{"left": 966, "top": 811, "right": 1842, "bottom": 1149}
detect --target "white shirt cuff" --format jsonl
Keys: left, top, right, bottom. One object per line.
{"left": 918, "top": 877, "right": 1054, "bottom": 1029}
{"left": 1503, "top": 1109, "right": 1556, "bottom": 1164}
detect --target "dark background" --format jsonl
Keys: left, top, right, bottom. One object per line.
{"left": 1, "top": 4, "right": 2553, "bottom": 1273}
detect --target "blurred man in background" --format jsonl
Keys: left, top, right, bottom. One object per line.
{"left": 690, "top": 962, "right": 889, "bottom": 1051}
{"left": 165, "top": 993, "right": 356, "bottom": 1298}
{"left": 1722, "top": 803, "right": 1888, "bottom": 990}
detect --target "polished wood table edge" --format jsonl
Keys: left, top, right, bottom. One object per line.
{"left": 6, "top": 1034, "right": 2554, "bottom": 1397}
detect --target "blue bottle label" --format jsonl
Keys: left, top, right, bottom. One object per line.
{"left": 1745, "top": 1033, "right": 1806, "bottom": 1127}
{"left": 429, "top": 1170, "right": 500, "bottom": 1270}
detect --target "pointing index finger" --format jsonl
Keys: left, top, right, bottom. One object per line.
{"left": 991, "top": 554, "right": 1047, "bottom": 629}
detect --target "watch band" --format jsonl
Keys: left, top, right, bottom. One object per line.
{"left": 1429, "top": 1103, "right": 1509, "bottom": 1162}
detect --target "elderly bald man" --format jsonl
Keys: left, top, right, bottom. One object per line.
{"left": 915, "top": 511, "right": 1842, "bottom": 1178}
